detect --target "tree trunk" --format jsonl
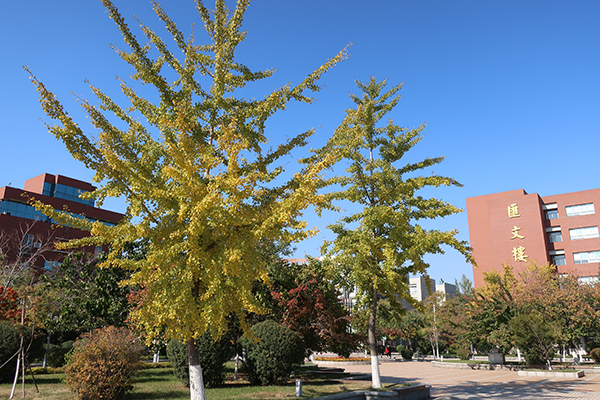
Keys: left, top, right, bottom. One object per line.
{"left": 187, "top": 339, "right": 206, "bottom": 400}
{"left": 368, "top": 286, "right": 382, "bottom": 389}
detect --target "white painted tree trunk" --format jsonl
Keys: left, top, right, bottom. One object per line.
{"left": 370, "top": 355, "right": 382, "bottom": 388}
{"left": 187, "top": 339, "right": 206, "bottom": 400}
{"left": 234, "top": 353, "right": 239, "bottom": 381}
{"left": 368, "top": 287, "right": 382, "bottom": 389}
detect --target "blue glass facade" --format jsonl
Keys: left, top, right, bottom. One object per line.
{"left": 0, "top": 200, "right": 50, "bottom": 222}
{"left": 42, "top": 182, "right": 95, "bottom": 207}
{"left": 0, "top": 200, "right": 115, "bottom": 227}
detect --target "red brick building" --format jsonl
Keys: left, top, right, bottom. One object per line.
{"left": 467, "top": 188, "right": 600, "bottom": 287}
{"left": 0, "top": 173, "right": 123, "bottom": 272}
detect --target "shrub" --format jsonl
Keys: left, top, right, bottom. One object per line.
{"left": 240, "top": 320, "right": 305, "bottom": 385}
{"left": 167, "top": 331, "right": 234, "bottom": 388}
{"left": 47, "top": 340, "right": 74, "bottom": 367}
{"left": 457, "top": 347, "right": 472, "bottom": 360}
{"left": 64, "top": 326, "right": 143, "bottom": 400}
{"left": 590, "top": 348, "right": 600, "bottom": 363}
{"left": 400, "top": 347, "right": 413, "bottom": 360}
{"left": 0, "top": 321, "right": 20, "bottom": 383}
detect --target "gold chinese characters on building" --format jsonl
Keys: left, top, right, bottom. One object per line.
{"left": 507, "top": 203, "right": 528, "bottom": 262}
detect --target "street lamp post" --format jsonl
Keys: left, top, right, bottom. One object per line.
{"left": 433, "top": 301, "right": 439, "bottom": 360}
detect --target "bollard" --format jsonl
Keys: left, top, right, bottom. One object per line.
{"left": 296, "top": 379, "right": 302, "bottom": 397}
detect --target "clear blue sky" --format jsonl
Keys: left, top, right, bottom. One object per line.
{"left": 1, "top": 1, "right": 599, "bottom": 285}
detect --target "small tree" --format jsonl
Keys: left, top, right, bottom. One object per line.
{"left": 0, "top": 222, "right": 55, "bottom": 289}
{"left": 509, "top": 311, "right": 557, "bottom": 366}
{"left": 268, "top": 258, "right": 359, "bottom": 357}
{"left": 312, "top": 77, "right": 472, "bottom": 387}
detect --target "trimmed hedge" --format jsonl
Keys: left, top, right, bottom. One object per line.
{"left": 240, "top": 320, "right": 304, "bottom": 386}
{"left": 167, "top": 331, "right": 234, "bottom": 388}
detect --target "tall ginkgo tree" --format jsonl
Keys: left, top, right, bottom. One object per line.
{"left": 26, "top": 1, "right": 346, "bottom": 399}
{"left": 313, "top": 77, "right": 473, "bottom": 388}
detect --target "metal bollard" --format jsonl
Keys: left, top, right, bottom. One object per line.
{"left": 296, "top": 379, "right": 302, "bottom": 397}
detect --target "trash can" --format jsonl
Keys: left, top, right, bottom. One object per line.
{"left": 488, "top": 348, "right": 505, "bottom": 365}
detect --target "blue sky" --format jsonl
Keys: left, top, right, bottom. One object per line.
{"left": 1, "top": 1, "right": 599, "bottom": 285}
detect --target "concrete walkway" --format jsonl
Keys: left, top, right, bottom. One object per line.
{"left": 314, "top": 357, "right": 600, "bottom": 399}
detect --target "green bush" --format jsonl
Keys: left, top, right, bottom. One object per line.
{"left": 396, "top": 344, "right": 405, "bottom": 353}
{"left": 64, "top": 326, "right": 143, "bottom": 400}
{"left": 0, "top": 321, "right": 20, "bottom": 383}
{"left": 509, "top": 312, "right": 556, "bottom": 366}
{"left": 590, "top": 348, "right": 600, "bottom": 363}
{"left": 240, "top": 320, "right": 305, "bottom": 386}
{"left": 47, "top": 340, "right": 74, "bottom": 367}
{"left": 457, "top": 347, "right": 472, "bottom": 360}
{"left": 166, "top": 340, "right": 188, "bottom": 385}
{"left": 400, "top": 347, "right": 413, "bottom": 360}
{"left": 167, "top": 331, "right": 234, "bottom": 388}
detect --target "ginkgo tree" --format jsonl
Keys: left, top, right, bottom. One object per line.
{"left": 313, "top": 77, "right": 473, "bottom": 388}
{"left": 26, "top": 1, "right": 346, "bottom": 398}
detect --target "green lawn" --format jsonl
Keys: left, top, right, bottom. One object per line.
{"left": 0, "top": 365, "right": 389, "bottom": 400}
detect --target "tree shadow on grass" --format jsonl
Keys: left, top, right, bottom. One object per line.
{"left": 134, "top": 368, "right": 175, "bottom": 383}
{"left": 28, "top": 375, "right": 63, "bottom": 385}
{"left": 127, "top": 389, "right": 190, "bottom": 400}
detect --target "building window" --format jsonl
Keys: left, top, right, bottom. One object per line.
{"left": 546, "top": 209, "right": 559, "bottom": 219}
{"left": 409, "top": 284, "right": 417, "bottom": 297}
{"left": 569, "top": 226, "right": 599, "bottom": 240}
{"left": 573, "top": 251, "right": 600, "bottom": 264}
{"left": 578, "top": 276, "right": 600, "bottom": 284}
{"left": 552, "top": 254, "right": 566, "bottom": 266}
{"left": 44, "top": 260, "right": 60, "bottom": 271}
{"left": 566, "top": 203, "right": 595, "bottom": 217}
{"left": 548, "top": 231, "right": 562, "bottom": 242}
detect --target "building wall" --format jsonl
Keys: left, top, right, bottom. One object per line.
{"left": 0, "top": 174, "right": 123, "bottom": 271}
{"left": 467, "top": 188, "right": 600, "bottom": 287}
{"left": 409, "top": 276, "right": 436, "bottom": 303}
{"left": 435, "top": 282, "right": 457, "bottom": 300}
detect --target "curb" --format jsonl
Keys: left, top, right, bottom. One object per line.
{"left": 310, "top": 384, "right": 431, "bottom": 400}
{"left": 518, "top": 370, "right": 585, "bottom": 378}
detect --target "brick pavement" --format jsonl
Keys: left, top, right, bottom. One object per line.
{"left": 314, "top": 358, "right": 600, "bottom": 399}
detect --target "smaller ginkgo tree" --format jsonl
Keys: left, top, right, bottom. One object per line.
{"left": 311, "top": 77, "right": 473, "bottom": 388}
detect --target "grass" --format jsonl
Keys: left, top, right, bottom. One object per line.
{"left": 0, "top": 364, "right": 392, "bottom": 400}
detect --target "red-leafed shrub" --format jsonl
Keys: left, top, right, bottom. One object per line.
{"left": 65, "top": 326, "right": 143, "bottom": 400}
{"left": 0, "top": 286, "right": 20, "bottom": 322}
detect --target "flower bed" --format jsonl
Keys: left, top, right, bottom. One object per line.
{"left": 314, "top": 357, "right": 372, "bottom": 366}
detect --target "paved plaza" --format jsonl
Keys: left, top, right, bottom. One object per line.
{"left": 315, "top": 358, "right": 600, "bottom": 399}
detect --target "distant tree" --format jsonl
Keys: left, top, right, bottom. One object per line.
{"left": 468, "top": 265, "right": 516, "bottom": 353}
{"left": 312, "top": 77, "right": 472, "bottom": 387}
{"left": 454, "top": 274, "right": 473, "bottom": 297}
{"left": 510, "top": 263, "right": 600, "bottom": 353}
{"left": 271, "top": 259, "right": 360, "bottom": 357}
{"left": 39, "top": 252, "right": 131, "bottom": 334}
{"left": 253, "top": 248, "right": 359, "bottom": 357}
{"left": 27, "top": 1, "right": 346, "bottom": 398}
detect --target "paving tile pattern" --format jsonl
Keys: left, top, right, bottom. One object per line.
{"left": 315, "top": 357, "right": 600, "bottom": 399}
